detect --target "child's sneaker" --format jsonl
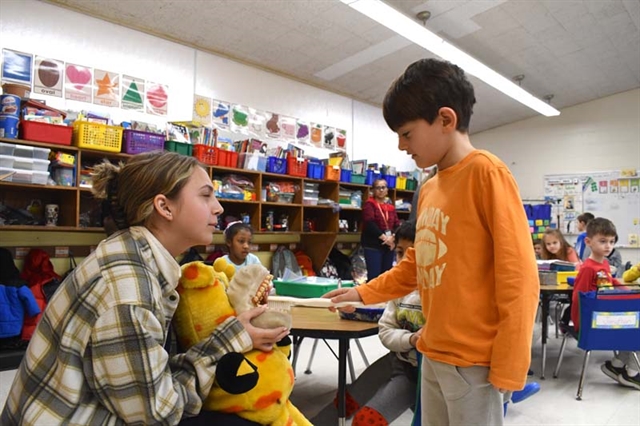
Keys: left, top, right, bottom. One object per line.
{"left": 617, "top": 370, "right": 640, "bottom": 390}
{"left": 601, "top": 361, "right": 625, "bottom": 382}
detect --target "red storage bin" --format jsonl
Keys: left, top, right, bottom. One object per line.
{"left": 193, "top": 144, "right": 217, "bottom": 165}
{"left": 20, "top": 121, "right": 72, "bottom": 145}
{"left": 216, "top": 148, "right": 238, "bottom": 168}
{"left": 287, "top": 155, "right": 308, "bottom": 177}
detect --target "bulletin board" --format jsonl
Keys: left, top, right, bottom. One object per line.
{"left": 544, "top": 170, "right": 640, "bottom": 247}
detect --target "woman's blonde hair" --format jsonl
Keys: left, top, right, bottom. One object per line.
{"left": 92, "top": 151, "right": 200, "bottom": 230}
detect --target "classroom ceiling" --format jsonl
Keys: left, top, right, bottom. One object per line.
{"left": 45, "top": 0, "right": 640, "bottom": 133}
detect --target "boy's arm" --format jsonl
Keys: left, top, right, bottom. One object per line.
{"left": 378, "top": 299, "right": 414, "bottom": 353}
{"left": 571, "top": 268, "right": 596, "bottom": 329}
{"left": 481, "top": 167, "right": 540, "bottom": 391}
{"left": 357, "top": 248, "right": 418, "bottom": 305}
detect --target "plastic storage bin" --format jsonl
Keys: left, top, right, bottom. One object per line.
{"left": 365, "top": 169, "right": 380, "bottom": 186}
{"left": 267, "top": 156, "right": 287, "bottom": 174}
{"left": 325, "top": 165, "right": 340, "bottom": 181}
{"left": 0, "top": 155, "right": 15, "bottom": 168}
{"left": 0, "top": 142, "right": 15, "bottom": 156}
{"left": 21, "top": 121, "right": 73, "bottom": 146}
{"left": 340, "top": 169, "right": 351, "bottom": 183}
{"left": 13, "top": 144, "right": 50, "bottom": 160}
{"left": 406, "top": 178, "right": 417, "bottom": 191}
{"left": 287, "top": 156, "right": 308, "bottom": 177}
{"left": 0, "top": 167, "right": 49, "bottom": 185}
{"left": 192, "top": 144, "right": 217, "bottom": 165}
{"left": 216, "top": 149, "right": 238, "bottom": 168}
{"left": 307, "top": 159, "right": 325, "bottom": 180}
{"left": 273, "top": 277, "right": 354, "bottom": 298}
{"left": 164, "top": 140, "right": 193, "bottom": 156}
{"left": 13, "top": 157, "right": 49, "bottom": 172}
{"left": 239, "top": 152, "right": 267, "bottom": 172}
{"left": 382, "top": 174, "right": 396, "bottom": 189}
{"left": 73, "top": 121, "right": 123, "bottom": 153}
{"left": 350, "top": 173, "right": 366, "bottom": 184}
{"left": 122, "top": 130, "right": 165, "bottom": 154}
{"left": 396, "top": 176, "right": 407, "bottom": 190}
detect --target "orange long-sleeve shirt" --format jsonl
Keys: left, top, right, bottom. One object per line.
{"left": 357, "top": 150, "right": 539, "bottom": 391}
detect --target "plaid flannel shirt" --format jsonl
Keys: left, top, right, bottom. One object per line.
{"left": 1, "top": 226, "right": 252, "bottom": 425}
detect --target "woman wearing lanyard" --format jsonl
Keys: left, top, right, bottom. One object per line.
{"left": 361, "top": 178, "right": 401, "bottom": 281}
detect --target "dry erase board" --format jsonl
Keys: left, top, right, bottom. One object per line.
{"left": 544, "top": 170, "right": 640, "bottom": 247}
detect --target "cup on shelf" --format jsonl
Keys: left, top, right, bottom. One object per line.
{"left": 45, "top": 204, "right": 59, "bottom": 226}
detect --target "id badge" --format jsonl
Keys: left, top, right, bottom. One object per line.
{"left": 384, "top": 230, "right": 392, "bottom": 237}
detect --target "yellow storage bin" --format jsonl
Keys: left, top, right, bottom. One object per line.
{"left": 396, "top": 176, "right": 407, "bottom": 190}
{"left": 557, "top": 271, "right": 578, "bottom": 284}
{"left": 73, "top": 121, "right": 123, "bottom": 153}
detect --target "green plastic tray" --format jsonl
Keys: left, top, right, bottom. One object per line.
{"left": 274, "top": 277, "right": 354, "bottom": 298}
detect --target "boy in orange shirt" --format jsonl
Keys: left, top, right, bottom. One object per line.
{"left": 326, "top": 58, "right": 539, "bottom": 425}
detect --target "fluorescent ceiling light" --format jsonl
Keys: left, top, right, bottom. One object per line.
{"left": 340, "top": 0, "right": 560, "bottom": 117}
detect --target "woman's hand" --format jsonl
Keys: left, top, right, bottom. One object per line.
{"left": 322, "top": 287, "right": 363, "bottom": 312}
{"left": 236, "top": 306, "right": 289, "bottom": 352}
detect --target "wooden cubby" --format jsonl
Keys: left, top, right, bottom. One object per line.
{"left": 0, "top": 137, "right": 414, "bottom": 272}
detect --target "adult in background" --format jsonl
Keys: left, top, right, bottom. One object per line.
{"left": 361, "top": 177, "right": 400, "bottom": 280}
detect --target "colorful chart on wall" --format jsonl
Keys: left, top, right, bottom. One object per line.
{"left": 192, "top": 94, "right": 212, "bottom": 126}
{"left": 1, "top": 49, "right": 33, "bottom": 86}
{"left": 146, "top": 82, "right": 168, "bottom": 115}
{"left": 121, "top": 75, "right": 144, "bottom": 111}
{"left": 296, "top": 120, "right": 309, "bottom": 145}
{"left": 212, "top": 99, "right": 230, "bottom": 129}
{"left": 65, "top": 63, "right": 92, "bottom": 103}
{"left": 34, "top": 56, "right": 63, "bottom": 97}
{"left": 93, "top": 69, "right": 120, "bottom": 107}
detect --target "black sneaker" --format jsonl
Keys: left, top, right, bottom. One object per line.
{"left": 617, "top": 369, "right": 640, "bottom": 390}
{"left": 601, "top": 361, "right": 625, "bottom": 382}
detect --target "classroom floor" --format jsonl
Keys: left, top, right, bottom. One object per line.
{"left": 1, "top": 315, "right": 639, "bottom": 425}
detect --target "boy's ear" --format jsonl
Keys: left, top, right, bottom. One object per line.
{"left": 584, "top": 236, "right": 591, "bottom": 247}
{"left": 438, "top": 107, "right": 457, "bottom": 132}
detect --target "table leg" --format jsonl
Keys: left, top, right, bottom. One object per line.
{"left": 337, "top": 338, "right": 350, "bottom": 426}
{"left": 291, "top": 336, "right": 304, "bottom": 376}
{"left": 541, "top": 294, "right": 550, "bottom": 380}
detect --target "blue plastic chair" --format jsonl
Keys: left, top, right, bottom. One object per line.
{"left": 553, "top": 289, "right": 640, "bottom": 400}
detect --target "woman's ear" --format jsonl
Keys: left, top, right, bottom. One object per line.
{"left": 438, "top": 107, "right": 458, "bottom": 132}
{"left": 153, "top": 194, "right": 173, "bottom": 221}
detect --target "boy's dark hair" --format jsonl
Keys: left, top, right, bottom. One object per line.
{"left": 383, "top": 58, "right": 476, "bottom": 132}
{"left": 577, "top": 212, "right": 595, "bottom": 224}
{"left": 533, "top": 239, "right": 542, "bottom": 245}
{"left": 395, "top": 220, "right": 416, "bottom": 243}
{"left": 224, "top": 221, "right": 253, "bottom": 242}
{"left": 586, "top": 217, "right": 617, "bottom": 238}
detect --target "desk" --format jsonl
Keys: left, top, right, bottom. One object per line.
{"left": 539, "top": 284, "right": 573, "bottom": 379}
{"left": 290, "top": 307, "right": 379, "bottom": 426}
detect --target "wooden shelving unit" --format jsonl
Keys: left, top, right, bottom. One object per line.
{"left": 0, "top": 137, "right": 414, "bottom": 271}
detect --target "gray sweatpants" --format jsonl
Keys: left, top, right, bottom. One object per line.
{"left": 421, "top": 356, "right": 505, "bottom": 426}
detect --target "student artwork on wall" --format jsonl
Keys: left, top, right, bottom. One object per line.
{"left": 296, "top": 120, "right": 309, "bottom": 145}
{"left": 34, "top": 56, "right": 63, "bottom": 98}
{"left": 121, "top": 75, "right": 145, "bottom": 111}
{"left": 212, "top": 99, "right": 230, "bottom": 129}
{"left": 65, "top": 63, "right": 93, "bottom": 103}
{"left": 145, "top": 82, "right": 168, "bottom": 115}
{"left": 248, "top": 108, "right": 267, "bottom": 138}
{"left": 265, "top": 112, "right": 281, "bottom": 139}
{"left": 280, "top": 116, "right": 296, "bottom": 142}
{"left": 192, "top": 94, "right": 212, "bottom": 126}
{"left": 1, "top": 49, "right": 33, "bottom": 86}
{"left": 336, "top": 129, "right": 347, "bottom": 152}
{"left": 230, "top": 104, "right": 249, "bottom": 135}
{"left": 323, "top": 125, "right": 336, "bottom": 149}
{"left": 93, "top": 69, "right": 120, "bottom": 108}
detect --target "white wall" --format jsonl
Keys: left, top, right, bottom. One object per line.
{"left": 0, "top": 0, "right": 416, "bottom": 170}
{"left": 473, "top": 88, "right": 640, "bottom": 264}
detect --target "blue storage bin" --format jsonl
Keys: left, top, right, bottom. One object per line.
{"left": 267, "top": 156, "right": 287, "bottom": 174}
{"left": 340, "top": 169, "right": 351, "bottom": 183}
{"left": 365, "top": 169, "right": 380, "bottom": 186}
{"left": 382, "top": 174, "right": 396, "bottom": 189}
{"left": 307, "top": 160, "right": 325, "bottom": 180}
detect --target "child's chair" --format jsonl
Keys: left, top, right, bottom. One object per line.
{"left": 553, "top": 288, "right": 640, "bottom": 400}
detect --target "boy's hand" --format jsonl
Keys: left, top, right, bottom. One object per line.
{"left": 322, "top": 288, "right": 362, "bottom": 312}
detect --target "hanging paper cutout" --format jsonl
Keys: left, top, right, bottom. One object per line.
{"left": 248, "top": 108, "right": 267, "bottom": 138}
{"left": 323, "top": 125, "right": 336, "bottom": 150}
{"left": 93, "top": 69, "right": 120, "bottom": 107}
{"left": 230, "top": 104, "right": 249, "bottom": 135}
{"left": 296, "top": 120, "right": 310, "bottom": 145}
{"left": 1, "top": 49, "right": 33, "bottom": 86}
{"left": 266, "top": 112, "right": 281, "bottom": 139}
{"left": 121, "top": 75, "right": 144, "bottom": 111}
{"left": 336, "top": 129, "right": 347, "bottom": 151}
{"left": 146, "top": 82, "right": 168, "bottom": 115}
{"left": 280, "top": 116, "right": 296, "bottom": 141}
{"left": 193, "top": 94, "right": 212, "bottom": 126}
{"left": 65, "top": 63, "right": 92, "bottom": 103}
{"left": 34, "top": 56, "right": 63, "bottom": 97}
{"left": 310, "top": 123, "right": 323, "bottom": 147}
{"left": 212, "top": 99, "right": 230, "bottom": 129}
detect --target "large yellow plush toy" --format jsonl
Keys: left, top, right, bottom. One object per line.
{"left": 623, "top": 262, "right": 640, "bottom": 283}
{"left": 173, "top": 258, "right": 311, "bottom": 426}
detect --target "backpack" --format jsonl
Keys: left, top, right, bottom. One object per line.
{"left": 328, "top": 248, "right": 353, "bottom": 280}
{"left": 271, "top": 246, "right": 302, "bottom": 279}
{"left": 318, "top": 258, "right": 339, "bottom": 279}
{"left": 294, "top": 250, "right": 316, "bottom": 276}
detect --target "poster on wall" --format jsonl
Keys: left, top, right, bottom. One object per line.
{"left": 212, "top": 99, "right": 230, "bottom": 129}
{"left": 192, "top": 94, "right": 212, "bottom": 126}
{"left": 34, "top": 56, "right": 63, "bottom": 97}
{"left": 599, "top": 180, "right": 608, "bottom": 194}
{"left": 280, "top": 116, "right": 296, "bottom": 142}
{"left": 65, "top": 63, "right": 92, "bottom": 103}
{"left": 248, "top": 108, "right": 267, "bottom": 138}
{"left": 336, "top": 129, "right": 347, "bottom": 152}
{"left": 631, "top": 179, "right": 639, "bottom": 193}
{"left": 296, "top": 120, "right": 310, "bottom": 145}
{"left": 93, "top": 69, "right": 120, "bottom": 108}
{"left": 265, "top": 112, "right": 281, "bottom": 139}
{"left": 323, "top": 125, "right": 336, "bottom": 150}
{"left": 310, "top": 123, "right": 323, "bottom": 147}
{"left": 230, "top": 104, "right": 250, "bottom": 135}
{"left": 121, "top": 75, "right": 144, "bottom": 110}
{"left": 145, "top": 82, "right": 168, "bottom": 115}
{"left": 1, "top": 49, "right": 32, "bottom": 86}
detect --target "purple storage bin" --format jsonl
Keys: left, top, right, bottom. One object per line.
{"left": 122, "top": 130, "right": 165, "bottom": 154}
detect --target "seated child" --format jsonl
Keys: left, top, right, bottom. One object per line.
{"left": 574, "top": 212, "right": 595, "bottom": 261}
{"left": 221, "top": 222, "right": 262, "bottom": 271}
{"left": 533, "top": 239, "right": 543, "bottom": 260}
{"left": 606, "top": 234, "right": 623, "bottom": 278}
{"left": 571, "top": 217, "right": 639, "bottom": 390}
{"left": 311, "top": 220, "right": 422, "bottom": 426}
{"left": 542, "top": 228, "right": 581, "bottom": 266}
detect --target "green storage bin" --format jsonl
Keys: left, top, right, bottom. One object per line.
{"left": 274, "top": 277, "right": 354, "bottom": 298}
{"left": 164, "top": 140, "right": 193, "bottom": 156}
{"left": 406, "top": 178, "right": 417, "bottom": 191}
{"left": 350, "top": 173, "right": 366, "bottom": 184}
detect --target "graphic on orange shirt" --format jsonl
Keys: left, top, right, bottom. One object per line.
{"left": 416, "top": 206, "right": 450, "bottom": 289}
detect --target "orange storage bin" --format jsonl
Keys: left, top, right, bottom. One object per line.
{"left": 325, "top": 165, "right": 340, "bottom": 181}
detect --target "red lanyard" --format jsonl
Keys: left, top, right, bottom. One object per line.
{"left": 375, "top": 201, "right": 389, "bottom": 230}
